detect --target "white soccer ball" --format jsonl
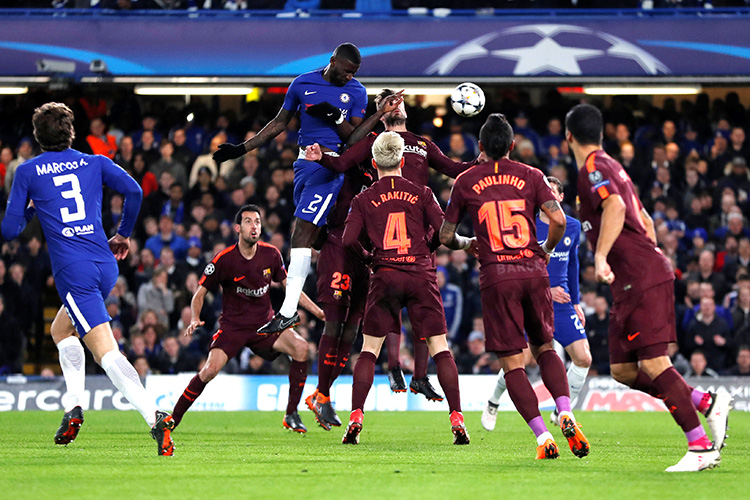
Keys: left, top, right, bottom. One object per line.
{"left": 450, "top": 82, "right": 485, "bottom": 118}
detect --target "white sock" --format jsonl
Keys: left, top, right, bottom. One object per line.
{"left": 100, "top": 350, "right": 157, "bottom": 427}
{"left": 489, "top": 369, "right": 506, "bottom": 405}
{"left": 537, "top": 431, "right": 554, "bottom": 446}
{"left": 57, "top": 336, "right": 86, "bottom": 412}
{"left": 567, "top": 363, "right": 590, "bottom": 408}
{"left": 279, "top": 247, "right": 312, "bottom": 318}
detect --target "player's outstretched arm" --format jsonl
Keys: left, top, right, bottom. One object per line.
{"left": 185, "top": 286, "right": 208, "bottom": 336}
{"left": 343, "top": 91, "right": 404, "bottom": 147}
{"left": 213, "top": 108, "right": 293, "bottom": 164}
{"left": 595, "top": 194, "right": 626, "bottom": 284}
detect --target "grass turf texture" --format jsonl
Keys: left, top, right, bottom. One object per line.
{"left": 2, "top": 410, "right": 748, "bottom": 500}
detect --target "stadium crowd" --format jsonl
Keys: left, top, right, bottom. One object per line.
{"left": 1, "top": 87, "right": 750, "bottom": 381}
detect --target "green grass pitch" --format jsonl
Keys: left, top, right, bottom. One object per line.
{"left": 2, "top": 410, "right": 748, "bottom": 500}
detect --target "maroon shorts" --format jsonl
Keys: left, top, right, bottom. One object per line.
{"left": 317, "top": 240, "right": 370, "bottom": 323}
{"left": 209, "top": 322, "right": 281, "bottom": 361}
{"left": 609, "top": 280, "right": 675, "bottom": 364}
{"left": 363, "top": 268, "right": 447, "bottom": 340}
{"left": 481, "top": 277, "right": 554, "bottom": 354}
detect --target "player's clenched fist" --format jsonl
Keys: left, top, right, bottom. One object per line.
{"left": 305, "top": 143, "right": 323, "bottom": 161}
{"left": 594, "top": 254, "right": 615, "bottom": 284}
{"left": 212, "top": 143, "right": 246, "bottom": 164}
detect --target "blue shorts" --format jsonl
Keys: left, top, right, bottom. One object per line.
{"left": 292, "top": 156, "right": 344, "bottom": 226}
{"left": 56, "top": 260, "right": 118, "bottom": 337}
{"left": 553, "top": 302, "right": 586, "bottom": 347}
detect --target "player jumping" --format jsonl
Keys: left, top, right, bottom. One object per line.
{"left": 212, "top": 43, "right": 402, "bottom": 337}
{"left": 441, "top": 114, "right": 589, "bottom": 460}
{"left": 482, "top": 176, "right": 592, "bottom": 431}
{"left": 170, "top": 204, "right": 324, "bottom": 433}
{"left": 1, "top": 103, "right": 175, "bottom": 456}
{"left": 566, "top": 103, "right": 731, "bottom": 471}
{"left": 340, "top": 132, "right": 476, "bottom": 445}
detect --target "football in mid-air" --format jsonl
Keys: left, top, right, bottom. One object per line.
{"left": 450, "top": 82, "right": 485, "bottom": 117}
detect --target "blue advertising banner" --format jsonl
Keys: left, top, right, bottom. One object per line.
{"left": 1, "top": 14, "right": 750, "bottom": 78}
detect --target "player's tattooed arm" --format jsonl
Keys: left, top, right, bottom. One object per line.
{"left": 640, "top": 207, "right": 657, "bottom": 245}
{"left": 343, "top": 91, "right": 404, "bottom": 147}
{"left": 439, "top": 220, "right": 475, "bottom": 253}
{"left": 540, "top": 199, "right": 566, "bottom": 252}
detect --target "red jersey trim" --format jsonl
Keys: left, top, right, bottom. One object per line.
{"left": 211, "top": 244, "right": 237, "bottom": 263}
{"left": 586, "top": 153, "right": 610, "bottom": 200}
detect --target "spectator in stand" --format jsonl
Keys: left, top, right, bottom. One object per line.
{"left": 708, "top": 130, "right": 731, "bottom": 181}
{"left": 127, "top": 333, "right": 147, "bottom": 364}
{"left": 686, "top": 297, "right": 731, "bottom": 372}
{"left": 141, "top": 323, "right": 163, "bottom": 367}
{"left": 511, "top": 110, "right": 542, "bottom": 154}
{"left": 718, "top": 156, "right": 750, "bottom": 206}
{"left": 668, "top": 342, "right": 691, "bottom": 377}
{"left": 158, "top": 246, "right": 184, "bottom": 292}
{"left": 714, "top": 211, "right": 750, "bottom": 243}
{"left": 685, "top": 350, "right": 720, "bottom": 378}
{"left": 435, "top": 266, "right": 463, "bottom": 346}
{"left": 137, "top": 266, "right": 175, "bottom": 328}
{"left": 0, "top": 146, "right": 13, "bottom": 197}
{"left": 171, "top": 128, "right": 195, "bottom": 169}
{"left": 156, "top": 335, "right": 198, "bottom": 375}
{"left": 186, "top": 166, "right": 221, "bottom": 210}
{"left": 0, "top": 293, "right": 24, "bottom": 374}
{"left": 681, "top": 124, "right": 703, "bottom": 157}
{"left": 722, "top": 346, "right": 750, "bottom": 376}
{"left": 4, "top": 137, "right": 34, "bottom": 193}
{"left": 161, "top": 182, "right": 186, "bottom": 225}
{"left": 456, "top": 331, "right": 491, "bottom": 375}
{"left": 728, "top": 126, "right": 750, "bottom": 164}
{"left": 541, "top": 117, "right": 563, "bottom": 151}
{"left": 145, "top": 214, "right": 188, "bottom": 262}
{"left": 136, "top": 130, "right": 160, "bottom": 167}
{"left": 190, "top": 133, "right": 234, "bottom": 186}
{"left": 131, "top": 114, "right": 163, "bottom": 149}
{"left": 128, "top": 152, "right": 159, "bottom": 198}
{"left": 133, "top": 356, "right": 152, "bottom": 383}
{"left": 513, "top": 138, "right": 543, "bottom": 171}
{"left": 688, "top": 250, "right": 728, "bottom": 301}
{"left": 86, "top": 118, "right": 117, "bottom": 159}
{"left": 618, "top": 142, "right": 639, "bottom": 185}
{"left": 182, "top": 238, "right": 207, "bottom": 276}
{"left": 585, "top": 295, "right": 610, "bottom": 375}
{"left": 152, "top": 140, "right": 187, "bottom": 189}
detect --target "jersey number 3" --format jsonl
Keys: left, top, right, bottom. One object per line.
{"left": 383, "top": 212, "right": 412, "bottom": 254}
{"left": 53, "top": 173, "right": 86, "bottom": 223}
{"left": 478, "top": 199, "right": 530, "bottom": 252}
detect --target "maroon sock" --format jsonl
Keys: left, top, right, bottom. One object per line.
{"left": 352, "top": 351, "right": 377, "bottom": 411}
{"left": 316, "top": 335, "right": 338, "bottom": 397}
{"left": 332, "top": 339, "right": 353, "bottom": 382}
{"left": 631, "top": 370, "right": 661, "bottom": 398}
{"left": 537, "top": 350, "right": 570, "bottom": 400}
{"left": 651, "top": 367, "right": 702, "bottom": 433}
{"left": 504, "top": 367, "right": 541, "bottom": 424}
{"left": 172, "top": 374, "right": 207, "bottom": 428}
{"left": 413, "top": 339, "right": 429, "bottom": 379}
{"left": 433, "top": 350, "right": 461, "bottom": 413}
{"left": 386, "top": 332, "right": 401, "bottom": 370}
{"left": 286, "top": 360, "right": 308, "bottom": 415}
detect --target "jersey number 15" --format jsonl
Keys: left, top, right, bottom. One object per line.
{"left": 478, "top": 199, "right": 530, "bottom": 252}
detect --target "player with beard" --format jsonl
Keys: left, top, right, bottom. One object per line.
{"left": 441, "top": 114, "right": 589, "bottom": 460}
{"left": 567, "top": 103, "right": 731, "bottom": 471}
{"left": 304, "top": 89, "right": 481, "bottom": 416}
{"left": 212, "top": 44, "right": 402, "bottom": 339}
{"left": 340, "top": 132, "right": 476, "bottom": 445}
{"left": 170, "top": 205, "right": 324, "bottom": 433}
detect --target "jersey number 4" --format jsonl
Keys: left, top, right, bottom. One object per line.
{"left": 478, "top": 199, "right": 530, "bottom": 252}
{"left": 53, "top": 173, "right": 86, "bottom": 223}
{"left": 383, "top": 212, "right": 412, "bottom": 254}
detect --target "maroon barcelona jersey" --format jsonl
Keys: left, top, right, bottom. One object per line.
{"left": 198, "top": 242, "right": 287, "bottom": 328}
{"left": 344, "top": 176, "right": 444, "bottom": 273}
{"left": 445, "top": 158, "right": 555, "bottom": 288}
{"left": 577, "top": 150, "right": 673, "bottom": 302}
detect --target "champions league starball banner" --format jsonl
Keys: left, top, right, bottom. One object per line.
{"left": 1, "top": 375, "right": 748, "bottom": 412}
{"left": 1, "top": 14, "right": 750, "bottom": 78}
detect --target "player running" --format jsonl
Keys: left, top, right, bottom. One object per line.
{"left": 303, "top": 88, "right": 480, "bottom": 425}
{"left": 482, "top": 176, "right": 591, "bottom": 431}
{"left": 441, "top": 114, "right": 589, "bottom": 460}
{"left": 566, "top": 104, "right": 731, "bottom": 471}
{"left": 1, "top": 102, "right": 175, "bottom": 456}
{"left": 212, "top": 43, "right": 402, "bottom": 338}
{"left": 340, "top": 132, "right": 475, "bottom": 445}
{"left": 170, "top": 204, "right": 324, "bottom": 433}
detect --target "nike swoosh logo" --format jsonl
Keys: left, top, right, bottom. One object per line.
{"left": 233, "top": 276, "right": 245, "bottom": 282}
{"left": 627, "top": 332, "right": 641, "bottom": 341}
{"left": 304, "top": 90, "right": 317, "bottom": 95}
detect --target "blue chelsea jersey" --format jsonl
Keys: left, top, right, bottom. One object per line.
{"left": 282, "top": 70, "right": 368, "bottom": 151}
{"left": 537, "top": 214, "right": 581, "bottom": 304}
{"left": 4, "top": 149, "right": 142, "bottom": 275}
